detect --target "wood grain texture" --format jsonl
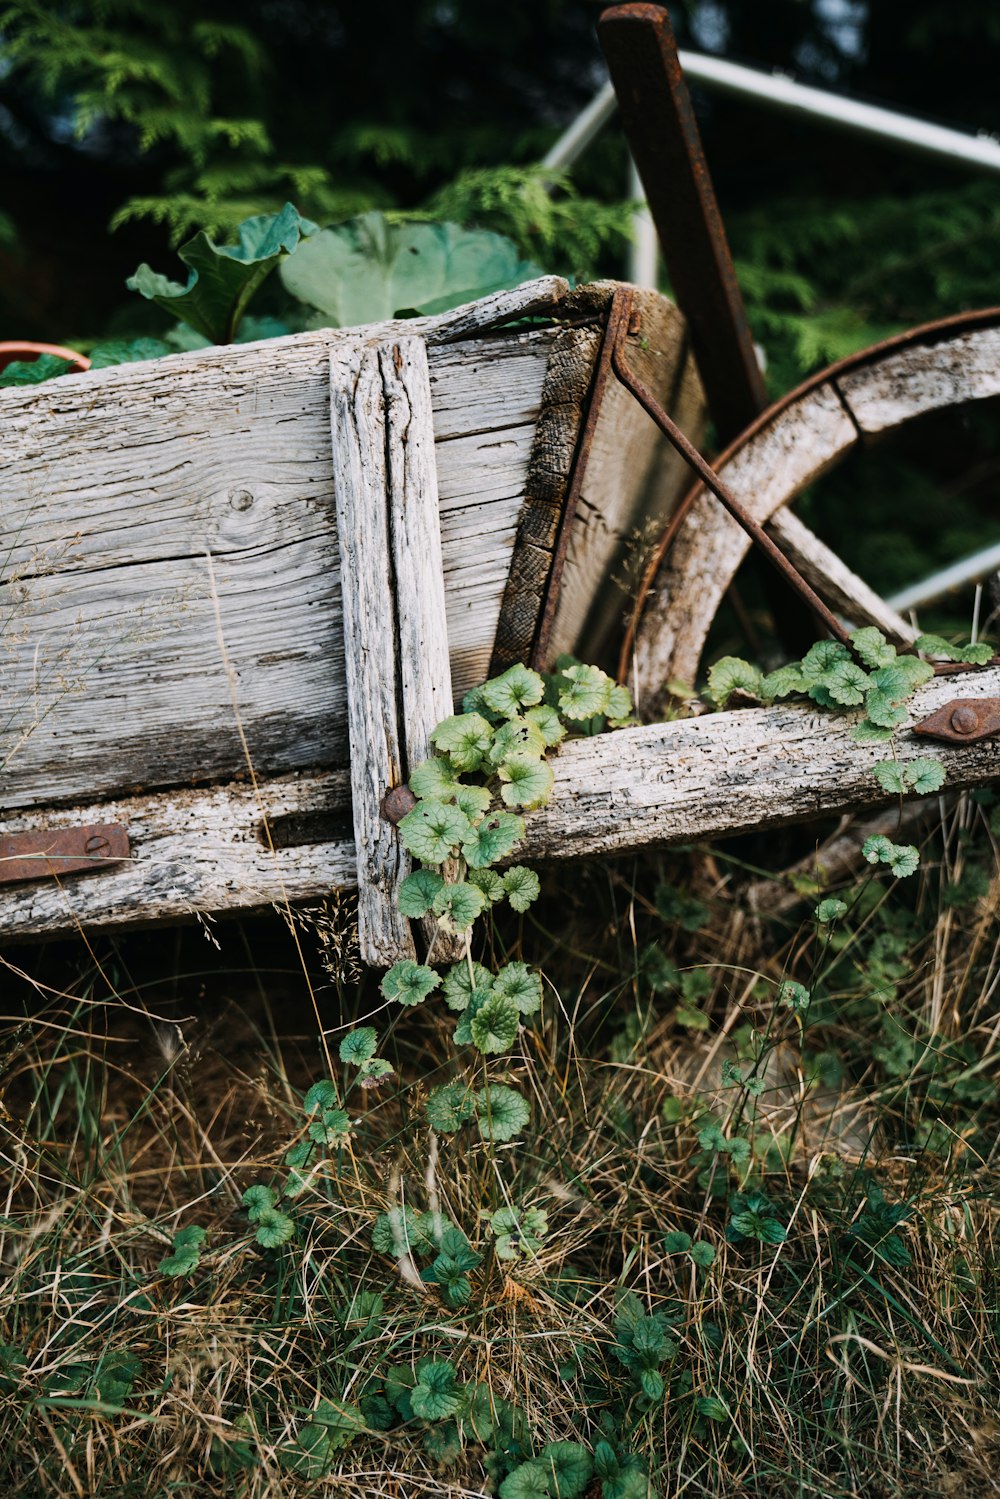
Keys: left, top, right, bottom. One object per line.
{"left": 836, "top": 324, "right": 1000, "bottom": 433}
{"left": 329, "top": 340, "right": 415, "bottom": 965}
{"left": 0, "top": 322, "right": 554, "bottom": 813}
{"left": 5, "top": 665, "right": 995, "bottom": 939}
{"left": 0, "top": 771, "right": 354, "bottom": 940}
{"left": 766, "top": 509, "right": 917, "bottom": 643}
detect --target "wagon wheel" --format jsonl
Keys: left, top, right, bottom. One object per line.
{"left": 621, "top": 306, "right": 1000, "bottom": 715}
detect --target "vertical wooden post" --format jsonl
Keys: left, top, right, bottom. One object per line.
{"left": 329, "top": 335, "right": 454, "bottom": 967}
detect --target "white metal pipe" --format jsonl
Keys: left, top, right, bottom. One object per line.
{"left": 627, "top": 157, "right": 659, "bottom": 287}
{"left": 887, "top": 541, "right": 1000, "bottom": 614}
{"left": 541, "top": 54, "right": 1000, "bottom": 176}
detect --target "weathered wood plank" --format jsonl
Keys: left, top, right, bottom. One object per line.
{"left": 4, "top": 665, "right": 996, "bottom": 939}
{"left": 0, "top": 771, "right": 355, "bottom": 939}
{"left": 766, "top": 509, "right": 917, "bottom": 643}
{"left": 329, "top": 341, "right": 415, "bottom": 966}
{"left": 836, "top": 324, "right": 1000, "bottom": 433}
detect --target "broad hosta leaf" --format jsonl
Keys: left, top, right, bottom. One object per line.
{"left": 425, "top": 1079, "right": 477, "bottom": 1133}
{"left": 489, "top": 716, "right": 547, "bottom": 765}
{"left": 431, "top": 879, "right": 487, "bottom": 931}
{"left": 408, "top": 757, "right": 461, "bottom": 800}
{"left": 339, "top": 1028, "right": 378, "bottom": 1066}
{"left": 441, "top": 960, "right": 493, "bottom": 1012}
{"left": 476, "top": 1083, "right": 530, "bottom": 1141}
{"left": 498, "top": 755, "right": 554, "bottom": 810}
{"left": 429, "top": 713, "right": 494, "bottom": 772}
{"left": 461, "top": 810, "right": 525, "bottom": 867}
{"left": 129, "top": 203, "right": 316, "bottom": 343}
{"left": 469, "top": 994, "right": 520, "bottom": 1054}
{"left": 706, "top": 655, "right": 762, "bottom": 707}
{"left": 381, "top": 959, "right": 441, "bottom": 1006}
{"left": 557, "top": 662, "right": 614, "bottom": 719}
{"left": 850, "top": 627, "right": 897, "bottom": 670}
{"left": 493, "top": 961, "right": 542, "bottom": 1014}
{"left": 481, "top": 664, "right": 547, "bottom": 717}
{"left": 280, "top": 211, "right": 542, "bottom": 325}
{"left": 398, "top": 799, "right": 472, "bottom": 864}
{"left": 398, "top": 868, "right": 445, "bottom": 918}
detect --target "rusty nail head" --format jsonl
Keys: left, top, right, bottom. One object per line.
{"left": 85, "top": 833, "right": 112, "bottom": 856}
{"left": 950, "top": 705, "right": 980, "bottom": 735}
{"left": 381, "top": 786, "right": 417, "bottom": 825}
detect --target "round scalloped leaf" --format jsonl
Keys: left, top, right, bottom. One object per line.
{"left": 759, "top": 663, "right": 806, "bottom": 702}
{"left": 429, "top": 713, "right": 494, "bottom": 772}
{"left": 461, "top": 810, "right": 526, "bottom": 868}
{"left": 850, "top": 627, "right": 897, "bottom": 670}
{"left": 442, "top": 960, "right": 494, "bottom": 1012}
{"left": 411, "top": 1360, "right": 461, "bottom": 1421}
{"left": 493, "top": 961, "right": 542, "bottom": 1014}
{"left": 408, "top": 756, "right": 461, "bottom": 800}
{"left": 800, "top": 640, "right": 851, "bottom": 682}
{"left": 255, "top": 1206, "right": 296, "bottom": 1249}
{"left": 706, "top": 656, "right": 762, "bottom": 707}
{"left": 864, "top": 688, "right": 908, "bottom": 730}
{"left": 480, "top": 664, "right": 546, "bottom": 717}
{"left": 607, "top": 682, "right": 634, "bottom": 724}
{"left": 916, "top": 632, "right": 992, "bottom": 665}
{"left": 371, "top": 1205, "right": 421, "bottom": 1256}
{"left": 500, "top": 1464, "right": 550, "bottom": 1499}
{"left": 398, "top": 868, "right": 445, "bottom": 918}
{"left": 823, "top": 660, "right": 870, "bottom": 706}
{"left": 536, "top": 1442, "right": 594, "bottom": 1499}
{"left": 871, "top": 660, "right": 933, "bottom": 700}
{"left": 242, "top": 1184, "right": 277, "bottom": 1221}
{"left": 398, "top": 799, "right": 472, "bottom": 864}
{"left": 663, "top": 1230, "right": 693, "bottom": 1253}
{"left": 339, "top": 1028, "right": 378, "bottom": 1066}
{"left": 469, "top": 994, "right": 520, "bottom": 1054}
{"left": 468, "top": 867, "right": 506, "bottom": 904}
{"left": 690, "top": 1239, "right": 716, "bottom": 1268}
{"left": 498, "top": 756, "right": 554, "bottom": 810}
{"left": 489, "top": 717, "right": 547, "bottom": 765}
{"left": 307, "top": 1107, "right": 353, "bottom": 1146}
{"left": 303, "top": 1079, "right": 338, "bottom": 1114}
{"left": 425, "top": 1080, "right": 477, "bottom": 1133}
{"left": 862, "top": 834, "right": 894, "bottom": 865}
{"left": 431, "top": 880, "right": 487, "bottom": 931}
{"left": 815, "top": 897, "right": 848, "bottom": 923}
{"left": 873, "top": 759, "right": 908, "bottom": 794}
{"left": 502, "top": 866, "right": 540, "bottom": 913}
{"left": 490, "top": 1204, "right": 548, "bottom": 1259}
{"left": 888, "top": 843, "right": 920, "bottom": 878}
{"left": 524, "top": 703, "right": 566, "bottom": 747}
{"left": 908, "top": 757, "right": 946, "bottom": 793}
{"left": 557, "top": 661, "right": 613, "bottom": 719}
{"left": 381, "top": 960, "right": 441, "bottom": 1007}
{"left": 452, "top": 987, "right": 494, "bottom": 1044}
{"left": 851, "top": 719, "right": 894, "bottom": 744}
{"left": 777, "top": 980, "right": 810, "bottom": 1013}
{"left": 476, "top": 1083, "right": 530, "bottom": 1142}
{"left": 453, "top": 783, "right": 493, "bottom": 821}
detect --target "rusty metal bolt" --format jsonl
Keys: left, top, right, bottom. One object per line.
{"left": 380, "top": 785, "right": 417, "bottom": 825}
{"left": 950, "top": 704, "right": 980, "bottom": 736}
{"left": 84, "top": 833, "right": 112, "bottom": 857}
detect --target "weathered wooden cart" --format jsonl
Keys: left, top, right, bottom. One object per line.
{"left": 3, "top": 2, "right": 999, "bottom": 965}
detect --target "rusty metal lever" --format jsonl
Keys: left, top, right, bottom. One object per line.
{"left": 912, "top": 698, "right": 1000, "bottom": 745}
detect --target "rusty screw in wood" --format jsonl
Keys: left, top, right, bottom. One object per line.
{"left": 380, "top": 786, "right": 416, "bottom": 824}
{"left": 950, "top": 705, "right": 980, "bottom": 736}
{"left": 84, "top": 833, "right": 112, "bottom": 857}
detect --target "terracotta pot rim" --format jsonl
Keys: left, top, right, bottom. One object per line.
{"left": 0, "top": 340, "right": 91, "bottom": 372}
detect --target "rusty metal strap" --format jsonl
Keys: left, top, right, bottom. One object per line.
{"left": 0, "top": 825, "right": 129, "bottom": 887}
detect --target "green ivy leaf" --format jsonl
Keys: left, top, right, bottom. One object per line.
{"left": 453, "top": 783, "right": 493, "bottom": 820}
{"left": 431, "top": 880, "right": 487, "bottom": 931}
{"left": 452, "top": 987, "right": 495, "bottom": 1045}
{"left": 493, "top": 961, "right": 543, "bottom": 1015}
{"left": 535, "top": 1441, "right": 594, "bottom": 1498}
{"left": 502, "top": 866, "right": 541, "bottom": 913}
{"left": 706, "top": 655, "right": 763, "bottom": 707}
{"left": 476, "top": 1083, "right": 530, "bottom": 1142}
{"left": 242, "top": 1185, "right": 277, "bottom": 1221}
{"left": 381, "top": 960, "right": 441, "bottom": 1007}
{"left": 398, "top": 799, "right": 472, "bottom": 864}
{"left": 850, "top": 627, "right": 898, "bottom": 670}
{"left": 411, "top": 1359, "right": 462, "bottom": 1421}
{"left": 558, "top": 662, "right": 614, "bottom": 718}
{"left": 873, "top": 759, "right": 908, "bottom": 794}
{"left": 489, "top": 717, "right": 547, "bottom": 765}
{"left": 442, "top": 960, "right": 494, "bottom": 1012}
{"left": 429, "top": 713, "right": 494, "bottom": 772}
{"left": 498, "top": 755, "right": 554, "bottom": 810}
{"left": 851, "top": 719, "right": 894, "bottom": 744}
{"left": 887, "top": 843, "right": 920, "bottom": 878}
{"left": 303, "top": 1079, "right": 338, "bottom": 1113}
{"left": 823, "top": 660, "right": 870, "bottom": 706}
{"left": 461, "top": 810, "right": 526, "bottom": 867}
{"left": 469, "top": 994, "right": 520, "bottom": 1054}
{"left": 480, "top": 664, "right": 546, "bottom": 717}
{"left": 280, "top": 212, "right": 543, "bottom": 325}
{"left": 760, "top": 663, "right": 806, "bottom": 701}
{"left": 908, "top": 757, "right": 946, "bottom": 794}
{"left": 663, "top": 1231, "right": 693, "bottom": 1253}
{"left": 871, "top": 659, "right": 933, "bottom": 702}
{"left": 690, "top": 1240, "right": 716, "bottom": 1268}
{"left": 128, "top": 203, "right": 316, "bottom": 343}
{"left": 468, "top": 867, "right": 506, "bottom": 904}
{"left": 158, "top": 1224, "right": 207, "bottom": 1277}
{"left": 815, "top": 897, "right": 848, "bottom": 923}
{"left": 408, "top": 757, "right": 461, "bottom": 800}
{"left": 425, "top": 1080, "right": 477, "bottom": 1133}
{"left": 864, "top": 688, "right": 909, "bottom": 730}
{"left": 500, "top": 1462, "right": 551, "bottom": 1499}
{"left": 800, "top": 640, "right": 851, "bottom": 682}
{"left": 398, "top": 868, "right": 445, "bottom": 918}
{"left": 916, "top": 633, "right": 992, "bottom": 665}
{"left": 307, "top": 1107, "right": 352, "bottom": 1145}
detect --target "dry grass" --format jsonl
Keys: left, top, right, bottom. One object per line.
{"left": 1, "top": 795, "right": 999, "bottom": 1498}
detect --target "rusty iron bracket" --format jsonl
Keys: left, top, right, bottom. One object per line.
{"left": 0, "top": 824, "right": 130, "bottom": 887}
{"left": 913, "top": 697, "right": 1000, "bottom": 745}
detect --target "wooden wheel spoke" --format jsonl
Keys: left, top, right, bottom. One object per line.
{"left": 765, "top": 510, "right": 916, "bottom": 644}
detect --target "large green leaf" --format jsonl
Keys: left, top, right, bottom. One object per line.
{"left": 280, "top": 211, "right": 542, "bottom": 326}
{"left": 127, "top": 202, "right": 316, "bottom": 344}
